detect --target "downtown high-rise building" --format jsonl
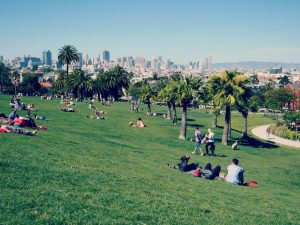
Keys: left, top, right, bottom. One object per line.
{"left": 102, "top": 50, "right": 110, "bottom": 62}
{"left": 0, "top": 55, "right": 3, "bottom": 62}
{"left": 77, "top": 53, "right": 83, "bottom": 67}
{"left": 42, "top": 50, "right": 52, "bottom": 66}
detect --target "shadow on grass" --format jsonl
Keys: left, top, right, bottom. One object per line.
{"left": 233, "top": 136, "right": 279, "bottom": 149}
{"left": 177, "top": 118, "right": 195, "bottom": 122}
{"left": 187, "top": 123, "right": 205, "bottom": 128}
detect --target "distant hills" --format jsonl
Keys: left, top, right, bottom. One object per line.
{"left": 213, "top": 61, "right": 300, "bottom": 70}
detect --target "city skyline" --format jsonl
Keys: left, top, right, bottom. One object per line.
{"left": 0, "top": 0, "right": 300, "bottom": 63}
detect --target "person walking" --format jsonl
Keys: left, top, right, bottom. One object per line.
{"left": 192, "top": 127, "right": 204, "bottom": 155}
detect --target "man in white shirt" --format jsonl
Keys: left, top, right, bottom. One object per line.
{"left": 225, "top": 158, "right": 244, "bottom": 185}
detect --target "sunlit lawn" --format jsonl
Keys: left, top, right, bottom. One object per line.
{"left": 0, "top": 95, "right": 299, "bottom": 224}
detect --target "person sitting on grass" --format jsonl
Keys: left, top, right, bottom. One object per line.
{"left": 225, "top": 158, "right": 244, "bottom": 185}
{"left": 8, "top": 110, "right": 16, "bottom": 122}
{"left": 136, "top": 118, "right": 145, "bottom": 128}
{"left": 0, "top": 125, "right": 37, "bottom": 136}
{"left": 167, "top": 155, "right": 200, "bottom": 172}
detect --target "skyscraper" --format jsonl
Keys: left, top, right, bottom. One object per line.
{"left": 77, "top": 53, "right": 83, "bottom": 67}
{"left": 42, "top": 50, "right": 52, "bottom": 66}
{"left": 102, "top": 50, "right": 110, "bottom": 62}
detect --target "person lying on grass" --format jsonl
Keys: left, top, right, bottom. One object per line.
{"left": 193, "top": 163, "right": 221, "bottom": 180}
{"left": 0, "top": 125, "right": 37, "bottom": 136}
{"left": 61, "top": 107, "right": 79, "bottom": 112}
{"left": 87, "top": 111, "right": 107, "bottom": 120}
{"left": 34, "top": 114, "right": 48, "bottom": 120}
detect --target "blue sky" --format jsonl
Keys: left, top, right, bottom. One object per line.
{"left": 0, "top": 0, "right": 299, "bottom": 63}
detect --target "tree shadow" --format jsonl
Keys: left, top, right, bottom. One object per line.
{"left": 188, "top": 123, "right": 205, "bottom": 128}
{"left": 231, "top": 136, "right": 279, "bottom": 149}
{"left": 177, "top": 118, "right": 195, "bottom": 122}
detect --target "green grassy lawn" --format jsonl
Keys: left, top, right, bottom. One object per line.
{"left": 0, "top": 95, "right": 299, "bottom": 225}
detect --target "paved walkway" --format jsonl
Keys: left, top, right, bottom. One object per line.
{"left": 252, "top": 125, "right": 300, "bottom": 148}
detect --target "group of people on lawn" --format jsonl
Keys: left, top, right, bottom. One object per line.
{"left": 170, "top": 155, "right": 244, "bottom": 185}
{"left": 168, "top": 126, "right": 245, "bottom": 185}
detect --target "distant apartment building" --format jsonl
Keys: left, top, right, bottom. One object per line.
{"left": 42, "top": 50, "right": 52, "bottom": 65}
{"left": 269, "top": 66, "right": 283, "bottom": 74}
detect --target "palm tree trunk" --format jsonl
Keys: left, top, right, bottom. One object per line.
{"left": 222, "top": 105, "right": 231, "bottom": 145}
{"left": 167, "top": 102, "right": 171, "bottom": 119}
{"left": 147, "top": 102, "right": 151, "bottom": 114}
{"left": 242, "top": 111, "right": 248, "bottom": 138}
{"left": 172, "top": 103, "right": 177, "bottom": 125}
{"left": 212, "top": 113, "right": 218, "bottom": 128}
{"left": 66, "top": 63, "right": 69, "bottom": 77}
{"left": 228, "top": 119, "right": 232, "bottom": 139}
{"left": 14, "top": 84, "right": 17, "bottom": 96}
{"left": 97, "top": 92, "right": 101, "bottom": 101}
{"left": 179, "top": 105, "right": 187, "bottom": 139}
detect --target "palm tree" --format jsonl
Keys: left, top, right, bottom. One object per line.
{"left": 70, "top": 69, "right": 93, "bottom": 100}
{"left": 157, "top": 88, "right": 172, "bottom": 119}
{"left": 212, "top": 71, "right": 248, "bottom": 145}
{"left": 53, "top": 70, "right": 68, "bottom": 95}
{"left": 175, "top": 76, "right": 202, "bottom": 140}
{"left": 10, "top": 71, "right": 21, "bottom": 95}
{"left": 58, "top": 45, "right": 79, "bottom": 78}
{"left": 140, "top": 81, "right": 156, "bottom": 114}
{"left": 236, "top": 84, "right": 252, "bottom": 138}
{"left": 93, "top": 70, "right": 107, "bottom": 101}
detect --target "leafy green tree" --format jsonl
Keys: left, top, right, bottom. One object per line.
{"left": 19, "top": 73, "right": 42, "bottom": 95}
{"left": 249, "top": 74, "right": 259, "bottom": 87}
{"left": 58, "top": 45, "right": 79, "bottom": 78}
{"left": 0, "top": 62, "right": 11, "bottom": 94}
{"left": 278, "top": 75, "right": 290, "bottom": 86}
{"left": 265, "top": 88, "right": 297, "bottom": 110}
{"left": 211, "top": 71, "right": 249, "bottom": 145}
{"left": 10, "top": 71, "right": 21, "bottom": 96}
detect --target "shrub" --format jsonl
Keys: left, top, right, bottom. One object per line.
{"left": 273, "top": 125, "right": 300, "bottom": 140}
